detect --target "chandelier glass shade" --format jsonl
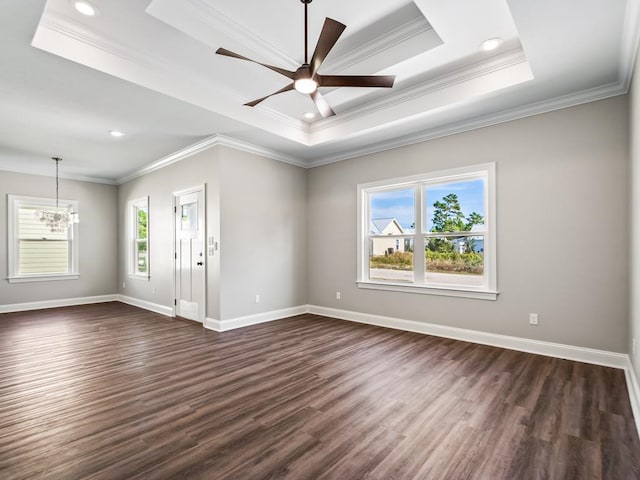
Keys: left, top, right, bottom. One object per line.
{"left": 35, "top": 157, "right": 80, "bottom": 233}
{"left": 35, "top": 209, "right": 79, "bottom": 233}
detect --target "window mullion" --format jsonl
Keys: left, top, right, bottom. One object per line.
{"left": 413, "top": 185, "right": 425, "bottom": 284}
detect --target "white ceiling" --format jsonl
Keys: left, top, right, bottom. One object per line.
{"left": 0, "top": 0, "right": 637, "bottom": 184}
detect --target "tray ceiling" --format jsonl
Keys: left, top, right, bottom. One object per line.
{"left": 0, "top": 0, "right": 635, "bottom": 182}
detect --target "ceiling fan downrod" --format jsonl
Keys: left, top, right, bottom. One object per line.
{"left": 302, "top": 0, "right": 312, "bottom": 64}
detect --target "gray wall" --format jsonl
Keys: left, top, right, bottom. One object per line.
{"left": 117, "top": 145, "right": 307, "bottom": 321}
{"left": 0, "top": 171, "right": 118, "bottom": 304}
{"left": 118, "top": 147, "right": 222, "bottom": 319}
{"left": 1, "top": 96, "right": 632, "bottom": 356}
{"left": 631, "top": 48, "right": 640, "bottom": 377}
{"left": 219, "top": 146, "right": 307, "bottom": 319}
{"left": 308, "top": 96, "right": 630, "bottom": 352}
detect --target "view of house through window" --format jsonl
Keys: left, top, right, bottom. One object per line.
{"left": 18, "top": 205, "right": 70, "bottom": 275}
{"left": 7, "top": 195, "right": 79, "bottom": 281}
{"left": 359, "top": 164, "right": 496, "bottom": 297}
{"left": 369, "top": 187, "right": 415, "bottom": 283}
{"left": 424, "top": 179, "right": 485, "bottom": 286}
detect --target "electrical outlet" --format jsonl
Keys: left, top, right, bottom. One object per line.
{"left": 122, "top": 282, "right": 125, "bottom": 289}
{"left": 255, "top": 294, "right": 260, "bottom": 304}
{"left": 336, "top": 291, "right": 341, "bottom": 300}
{"left": 152, "top": 287, "right": 156, "bottom": 295}
{"left": 529, "top": 313, "right": 538, "bottom": 325}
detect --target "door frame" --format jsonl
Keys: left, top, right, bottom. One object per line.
{"left": 172, "top": 184, "right": 206, "bottom": 322}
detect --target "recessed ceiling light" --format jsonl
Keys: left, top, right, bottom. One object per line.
{"left": 303, "top": 112, "right": 315, "bottom": 120}
{"left": 480, "top": 37, "right": 503, "bottom": 52}
{"left": 71, "top": 1, "right": 98, "bottom": 16}
{"left": 109, "top": 130, "right": 125, "bottom": 137}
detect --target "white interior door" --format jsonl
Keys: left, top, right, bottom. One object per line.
{"left": 174, "top": 188, "right": 205, "bottom": 322}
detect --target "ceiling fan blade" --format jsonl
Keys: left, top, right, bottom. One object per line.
{"left": 216, "top": 48, "right": 295, "bottom": 80}
{"left": 244, "top": 83, "right": 295, "bottom": 107}
{"left": 318, "top": 75, "right": 396, "bottom": 88}
{"left": 309, "top": 18, "right": 346, "bottom": 77}
{"left": 310, "top": 90, "right": 335, "bottom": 118}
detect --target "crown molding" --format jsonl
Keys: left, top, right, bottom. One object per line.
{"left": 117, "top": 134, "right": 305, "bottom": 184}
{"left": 213, "top": 135, "right": 307, "bottom": 167}
{"left": 255, "top": 106, "right": 310, "bottom": 135}
{"left": 117, "top": 136, "right": 221, "bottom": 184}
{"left": 307, "top": 80, "right": 627, "bottom": 168}
{"left": 0, "top": 165, "right": 118, "bottom": 185}
{"left": 1, "top": 81, "right": 629, "bottom": 184}
{"left": 35, "top": 12, "right": 311, "bottom": 147}
{"left": 322, "top": 16, "right": 433, "bottom": 73}
{"left": 310, "top": 48, "right": 529, "bottom": 133}
{"left": 36, "top": 18, "right": 171, "bottom": 73}
{"left": 127, "top": 77, "right": 626, "bottom": 179}
{"left": 620, "top": 0, "right": 640, "bottom": 91}
{"left": 147, "top": 0, "right": 298, "bottom": 69}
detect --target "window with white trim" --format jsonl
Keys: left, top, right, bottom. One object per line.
{"left": 128, "top": 197, "right": 149, "bottom": 277}
{"left": 7, "top": 195, "right": 79, "bottom": 283}
{"left": 357, "top": 163, "right": 497, "bottom": 300}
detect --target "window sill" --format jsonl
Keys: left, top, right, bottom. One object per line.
{"left": 7, "top": 274, "right": 79, "bottom": 284}
{"left": 356, "top": 281, "right": 498, "bottom": 300}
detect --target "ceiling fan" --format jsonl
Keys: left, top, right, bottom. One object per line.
{"left": 215, "top": 0, "right": 396, "bottom": 118}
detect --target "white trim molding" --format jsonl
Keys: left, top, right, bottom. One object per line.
{"left": 204, "top": 305, "right": 307, "bottom": 332}
{"left": 0, "top": 294, "right": 118, "bottom": 314}
{"left": 3, "top": 296, "right": 628, "bottom": 373}
{"left": 625, "top": 359, "right": 640, "bottom": 438}
{"left": 117, "top": 134, "right": 304, "bottom": 185}
{"left": 117, "top": 136, "right": 220, "bottom": 184}
{"left": 306, "top": 305, "right": 628, "bottom": 369}
{"left": 117, "top": 295, "right": 173, "bottom": 317}
{"left": 203, "top": 303, "right": 627, "bottom": 370}
{"left": 355, "top": 281, "right": 498, "bottom": 300}
{"left": 3, "top": 293, "right": 637, "bottom": 439}
{"left": 2, "top": 295, "right": 637, "bottom": 437}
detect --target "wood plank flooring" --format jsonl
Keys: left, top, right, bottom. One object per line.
{"left": 0, "top": 302, "right": 638, "bottom": 479}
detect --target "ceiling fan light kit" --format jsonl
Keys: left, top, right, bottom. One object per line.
{"left": 216, "top": 0, "right": 396, "bottom": 118}
{"left": 293, "top": 70, "right": 318, "bottom": 94}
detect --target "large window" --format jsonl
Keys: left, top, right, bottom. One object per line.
{"left": 7, "top": 195, "right": 79, "bottom": 283}
{"left": 128, "top": 197, "right": 149, "bottom": 278}
{"left": 357, "top": 163, "right": 497, "bottom": 300}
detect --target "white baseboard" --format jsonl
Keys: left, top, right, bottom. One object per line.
{"left": 116, "top": 295, "right": 173, "bottom": 317}
{"left": 204, "top": 305, "right": 307, "bottom": 332}
{"left": 203, "top": 317, "right": 221, "bottom": 331}
{"left": 2, "top": 295, "right": 628, "bottom": 372}
{"left": 0, "top": 294, "right": 119, "bottom": 314}
{"left": 306, "top": 305, "right": 628, "bottom": 369}
{"left": 625, "top": 358, "right": 640, "bottom": 437}
{"left": 3, "top": 295, "right": 638, "bottom": 437}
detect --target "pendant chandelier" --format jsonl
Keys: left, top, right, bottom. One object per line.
{"left": 35, "top": 157, "right": 79, "bottom": 232}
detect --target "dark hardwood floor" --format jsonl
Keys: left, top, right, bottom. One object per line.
{"left": 0, "top": 302, "right": 638, "bottom": 479}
